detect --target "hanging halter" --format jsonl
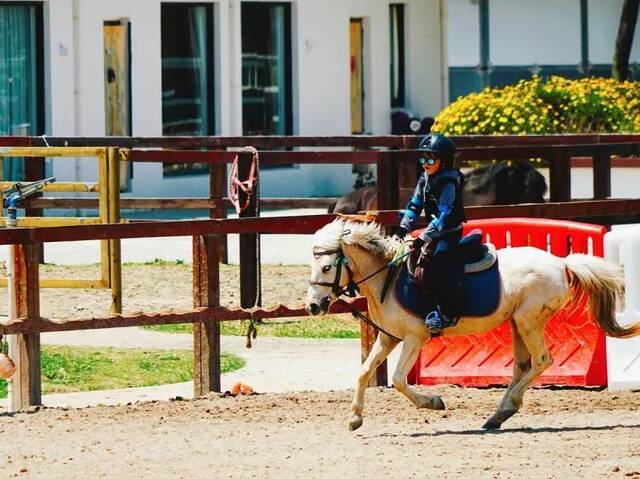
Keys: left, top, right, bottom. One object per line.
{"left": 228, "top": 146, "right": 259, "bottom": 214}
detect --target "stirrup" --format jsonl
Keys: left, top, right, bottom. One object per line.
{"left": 424, "top": 309, "right": 454, "bottom": 334}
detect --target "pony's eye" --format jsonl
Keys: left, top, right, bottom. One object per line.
{"left": 322, "top": 265, "right": 332, "bottom": 272}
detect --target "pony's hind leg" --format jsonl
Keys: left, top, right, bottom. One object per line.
{"left": 483, "top": 318, "right": 553, "bottom": 430}
{"left": 349, "top": 332, "right": 399, "bottom": 431}
{"left": 484, "top": 322, "right": 532, "bottom": 429}
{"left": 392, "top": 336, "right": 445, "bottom": 411}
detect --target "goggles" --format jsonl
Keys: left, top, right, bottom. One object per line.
{"left": 419, "top": 155, "right": 437, "bottom": 166}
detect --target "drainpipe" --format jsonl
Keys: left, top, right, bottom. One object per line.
{"left": 478, "top": 0, "right": 490, "bottom": 88}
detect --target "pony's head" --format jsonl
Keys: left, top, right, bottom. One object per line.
{"left": 305, "top": 219, "right": 397, "bottom": 315}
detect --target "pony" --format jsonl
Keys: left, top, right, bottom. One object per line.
{"left": 328, "top": 161, "right": 547, "bottom": 214}
{"left": 305, "top": 219, "right": 640, "bottom": 431}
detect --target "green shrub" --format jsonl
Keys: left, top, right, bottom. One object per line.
{"left": 433, "top": 76, "right": 640, "bottom": 135}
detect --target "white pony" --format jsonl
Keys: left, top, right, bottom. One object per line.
{"left": 306, "top": 219, "right": 640, "bottom": 431}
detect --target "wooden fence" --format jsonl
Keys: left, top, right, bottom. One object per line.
{"left": 1, "top": 134, "right": 640, "bottom": 411}
{"left": 1, "top": 134, "right": 640, "bottom": 216}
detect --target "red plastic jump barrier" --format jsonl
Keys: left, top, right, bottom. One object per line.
{"left": 408, "top": 218, "right": 608, "bottom": 387}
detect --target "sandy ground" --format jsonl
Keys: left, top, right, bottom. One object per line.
{"left": 0, "top": 386, "right": 638, "bottom": 478}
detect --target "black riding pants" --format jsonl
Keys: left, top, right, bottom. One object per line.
{"left": 429, "top": 229, "right": 464, "bottom": 319}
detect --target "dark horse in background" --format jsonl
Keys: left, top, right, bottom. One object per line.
{"left": 328, "top": 161, "right": 547, "bottom": 213}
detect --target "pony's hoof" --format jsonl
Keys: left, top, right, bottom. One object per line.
{"left": 348, "top": 416, "right": 363, "bottom": 431}
{"left": 482, "top": 418, "right": 502, "bottom": 430}
{"left": 430, "top": 396, "right": 446, "bottom": 410}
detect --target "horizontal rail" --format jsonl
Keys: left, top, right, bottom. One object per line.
{"left": 457, "top": 142, "right": 640, "bottom": 161}
{"left": 0, "top": 181, "right": 99, "bottom": 193}
{"left": 0, "top": 217, "right": 104, "bottom": 227}
{"left": 0, "top": 299, "right": 368, "bottom": 334}
{"left": 4, "top": 134, "right": 640, "bottom": 149}
{"left": 123, "top": 149, "right": 402, "bottom": 165}
{"left": 0, "top": 278, "right": 105, "bottom": 289}
{"left": 26, "top": 197, "right": 337, "bottom": 210}
{"left": 0, "top": 199, "right": 639, "bottom": 245}
{"left": 0, "top": 146, "right": 105, "bottom": 157}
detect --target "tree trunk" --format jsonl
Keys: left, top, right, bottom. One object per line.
{"left": 612, "top": 0, "right": 640, "bottom": 80}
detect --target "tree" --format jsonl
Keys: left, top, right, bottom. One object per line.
{"left": 612, "top": 0, "right": 640, "bottom": 80}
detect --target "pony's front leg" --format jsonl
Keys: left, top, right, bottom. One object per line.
{"left": 392, "top": 336, "right": 445, "bottom": 410}
{"left": 349, "top": 333, "right": 398, "bottom": 431}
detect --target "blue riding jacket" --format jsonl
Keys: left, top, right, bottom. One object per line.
{"left": 400, "top": 168, "right": 465, "bottom": 241}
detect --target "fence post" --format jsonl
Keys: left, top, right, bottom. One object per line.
{"left": 549, "top": 148, "right": 571, "bottom": 202}
{"left": 24, "top": 157, "right": 45, "bottom": 263}
{"left": 192, "top": 234, "right": 221, "bottom": 396}
{"left": 98, "top": 148, "right": 111, "bottom": 289}
{"left": 593, "top": 151, "right": 611, "bottom": 199}
{"left": 209, "top": 157, "right": 228, "bottom": 264}
{"left": 238, "top": 151, "right": 261, "bottom": 312}
{"left": 376, "top": 151, "right": 399, "bottom": 211}
{"left": 8, "top": 243, "right": 41, "bottom": 411}
{"left": 108, "top": 147, "right": 122, "bottom": 314}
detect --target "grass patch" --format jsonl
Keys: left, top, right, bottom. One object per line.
{"left": 144, "top": 315, "right": 361, "bottom": 339}
{"left": 0, "top": 346, "right": 245, "bottom": 399}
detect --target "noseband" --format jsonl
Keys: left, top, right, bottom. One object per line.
{"left": 309, "top": 248, "right": 359, "bottom": 298}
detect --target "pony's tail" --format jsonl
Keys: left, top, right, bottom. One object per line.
{"left": 564, "top": 254, "right": 640, "bottom": 339}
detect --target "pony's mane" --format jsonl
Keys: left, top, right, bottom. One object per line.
{"left": 313, "top": 219, "right": 399, "bottom": 260}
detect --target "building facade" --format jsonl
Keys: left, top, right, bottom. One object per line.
{"left": 0, "top": 0, "right": 445, "bottom": 200}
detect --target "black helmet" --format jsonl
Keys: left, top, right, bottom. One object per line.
{"left": 417, "top": 134, "right": 456, "bottom": 167}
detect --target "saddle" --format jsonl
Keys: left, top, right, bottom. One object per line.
{"left": 395, "top": 229, "right": 501, "bottom": 318}
{"left": 408, "top": 229, "right": 497, "bottom": 283}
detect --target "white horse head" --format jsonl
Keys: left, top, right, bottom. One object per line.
{"left": 306, "top": 219, "right": 397, "bottom": 315}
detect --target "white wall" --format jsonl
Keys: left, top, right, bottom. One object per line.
{"left": 447, "top": 0, "right": 480, "bottom": 67}
{"left": 37, "top": 0, "right": 445, "bottom": 200}
{"left": 589, "top": 0, "right": 640, "bottom": 64}
{"left": 406, "top": 0, "right": 445, "bottom": 117}
{"left": 447, "top": 0, "right": 640, "bottom": 68}
{"left": 490, "top": 0, "right": 581, "bottom": 66}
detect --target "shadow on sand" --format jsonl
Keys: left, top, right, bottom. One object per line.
{"left": 366, "top": 423, "right": 640, "bottom": 439}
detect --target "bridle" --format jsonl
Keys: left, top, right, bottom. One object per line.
{"left": 309, "top": 245, "right": 404, "bottom": 342}
{"left": 309, "top": 247, "right": 359, "bottom": 298}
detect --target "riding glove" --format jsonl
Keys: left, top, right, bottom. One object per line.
{"left": 394, "top": 226, "right": 408, "bottom": 240}
{"left": 412, "top": 236, "right": 425, "bottom": 250}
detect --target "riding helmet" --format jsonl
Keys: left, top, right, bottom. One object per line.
{"left": 418, "top": 133, "right": 456, "bottom": 167}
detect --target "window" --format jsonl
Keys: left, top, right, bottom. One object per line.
{"left": 389, "top": 4, "right": 405, "bottom": 108}
{"left": 0, "top": 3, "right": 44, "bottom": 180}
{"left": 241, "top": 2, "right": 292, "bottom": 135}
{"left": 161, "top": 3, "right": 214, "bottom": 176}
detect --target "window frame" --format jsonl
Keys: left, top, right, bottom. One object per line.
{"left": 160, "top": 2, "right": 215, "bottom": 177}
{"left": 241, "top": 1, "right": 293, "bottom": 137}
{"left": 389, "top": 3, "right": 406, "bottom": 109}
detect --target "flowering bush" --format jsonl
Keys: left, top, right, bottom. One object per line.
{"left": 433, "top": 76, "right": 640, "bottom": 135}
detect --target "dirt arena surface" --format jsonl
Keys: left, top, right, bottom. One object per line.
{"left": 1, "top": 385, "right": 638, "bottom": 478}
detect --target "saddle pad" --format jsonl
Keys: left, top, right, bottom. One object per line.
{"left": 394, "top": 258, "right": 501, "bottom": 318}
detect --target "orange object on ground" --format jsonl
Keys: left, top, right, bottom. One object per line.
{"left": 230, "top": 382, "right": 255, "bottom": 395}
{"left": 0, "top": 352, "right": 16, "bottom": 380}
